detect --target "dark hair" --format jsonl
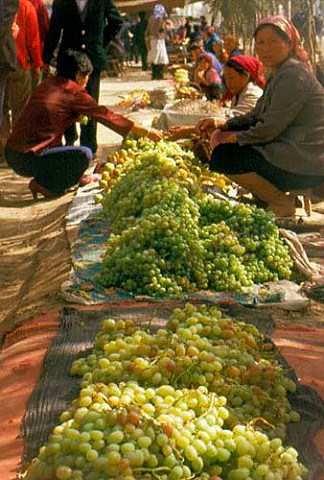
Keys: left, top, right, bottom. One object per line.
{"left": 56, "top": 50, "right": 93, "bottom": 80}
{"left": 189, "top": 42, "right": 202, "bottom": 52}
{"left": 225, "top": 58, "right": 250, "bottom": 77}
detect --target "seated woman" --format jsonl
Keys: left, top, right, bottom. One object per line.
{"left": 193, "top": 52, "right": 223, "bottom": 100}
{"left": 169, "top": 54, "right": 264, "bottom": 141}
{"left": 5, "top": 50, "right": 162, "bottom": 198}
{"left": 210, "top": 38, "right": 228, "bottom": 68}
{"left": 224, "top": 55, "right": 265, "bottom": 115}
{"left": 198, "top": 16, "right": 324, "bottom": 217}
{"left": 210, "top": 55, "right": 265, "bottom": 149}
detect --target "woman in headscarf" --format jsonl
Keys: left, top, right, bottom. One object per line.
{"left": 193, "top": 52, "right": 223, "bottom": 100}
{"left": 225, "top": 55, "right": 265, "bottom": 115}
{"left": 146, "top": 3, "right": 169, "bottom": 80}
{"left": 209, "top": 55, "right": 265, "bottom": 149}
{"left": 197, "top": 16, "right": 324, "bottom": 217}
{"left": 168, "top": 55, "right": 264, "bottom": 142}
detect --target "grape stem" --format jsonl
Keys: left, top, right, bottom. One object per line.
{"left": 248, "top": 416, "right": 274, "bottom": 430}
{"left": 133, "top": 466, "right": 171, "bottom": 479}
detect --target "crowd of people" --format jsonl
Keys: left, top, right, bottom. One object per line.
{"left": 0, "top": 1, "right": 323, "bottom": 218}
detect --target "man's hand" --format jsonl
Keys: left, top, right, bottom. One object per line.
{"left": 43, "top": 64, "right": 52, "bottom": 76}
{"left": 32, "top": 67, "right": 41, "bottom": 79}
{"left": 131, "top": 123, "right": 163, "bottom": 141}
{"left": 147, "top": 127, "right": 163, "bottom": 141}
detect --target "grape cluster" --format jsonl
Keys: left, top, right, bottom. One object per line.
{"left": 26, "top": 304, "right": 307, "bottom": 480}
{"left": 97, "top": 137, "right": 230, "bottom": 207}
{"left": 71, "top": 304, "right": 300, "bottom": 441}
{"left": 97, "top": 144, "right": 293, "bottom": 296}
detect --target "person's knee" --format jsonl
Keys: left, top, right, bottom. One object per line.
{"left": 209, "top": 144, "right": 231, "bottom": 173}
{"left": 78, "top": 146, "right": 93, "bottom": 165}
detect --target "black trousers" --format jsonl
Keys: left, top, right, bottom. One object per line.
{"left": 5, "top": 145, "right": 93, "bottom": 195}
{"left": 210, "top": 143, "right": 324, "bottom": 191}
{"left": 65, "top": 68, "right": 101, "bottom": 154}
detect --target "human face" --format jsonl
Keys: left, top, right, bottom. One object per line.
{"left": 255, "top": 25, "right": 292, "bottom": 72}
{"left": 212, "top": 42, "right": 222, "bottom": 55}
{"left": 76, "top": 71, "right": 90, "bottom": 88}
{"left": 198, "top": 57, "right": 210, "bottom": 71}
{"left": 224, "top": 66, "right": 250, "bottom": 95}
{"left": 224, "top": 37, "right": 237, "bottom": 55}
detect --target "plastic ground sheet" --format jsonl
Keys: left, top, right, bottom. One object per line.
{"left": 61, "top": 214, "right": 309, "bottom": 309}
{"left": 19, "top": 304, "right": 324, "bottom": 480}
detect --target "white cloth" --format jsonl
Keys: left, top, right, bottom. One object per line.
{"left": 147, "top": 38, "right": 169, "bottom": 65}
{"left": 229, "top": 82, "right": 264, "bottom": 116}
{"left": 75, "top": 0, "right": 88, "bottom": 12}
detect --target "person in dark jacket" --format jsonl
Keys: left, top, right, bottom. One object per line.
{"left": 42, "top": 0, "right": 123, "bottom": 154}
{"left": 0, "top": 0, "right": 19, "bottom": 126}
{"left": 197, "top": 16, "right": 324, "bottom": 217}
{"left": 133, "top": 11, "right": 148, "bottom": 71}
{"left": 5, "top": 50, "right": 162, "bottom": 198}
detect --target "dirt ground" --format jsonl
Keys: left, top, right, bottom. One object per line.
{"left": 0, "top": 68, "right": 324, "bottom": 341}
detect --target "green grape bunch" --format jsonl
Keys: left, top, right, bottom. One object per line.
{"left": 96, "top": 140, "right": 293, "bottom": 297}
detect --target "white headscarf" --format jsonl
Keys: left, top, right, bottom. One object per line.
{"left": 153, "top": 4, "right": 167, "bottom": 19}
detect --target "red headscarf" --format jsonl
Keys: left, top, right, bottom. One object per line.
{"left": 228, "top": 55, "right": 266, "bottom": 89}
{"left": 255, "top": 16, "right": 309, "bottom": 63}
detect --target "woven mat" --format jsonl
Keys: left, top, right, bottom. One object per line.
{"left": 21, "top": 304, "right": 324, "bottom": 479}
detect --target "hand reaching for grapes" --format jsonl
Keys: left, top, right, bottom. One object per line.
{"left": 196, "top": 117, "right": 227, "bottom": 140}
{"left": 131, "top": 123, "right": 163, "bottom": 141}
{"left": 167, "top": 126, "right": 196, "bottom": 141}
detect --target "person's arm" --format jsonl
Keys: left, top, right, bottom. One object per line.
{"left": 25, "top": 1, "right": 43, "bottom": 74}
{"left": 72, "top": 89, "right": 162, "bottom": 141}
{"left": 103, "top": 0, "right": 123, "bottom": 47}
{"left": 237, "top": 65, "right": 311, "bottom": 145}
{"left": 193, "top": 65, "right": 204, "bottom": 85}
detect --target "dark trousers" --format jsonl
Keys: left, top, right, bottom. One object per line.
{"left": 65, "top": 68, "right": 101, "bottom": 154}
{"left": 139, "top": 45, "right": 148, "bottom": 70}
{"left": 0, "top": 67, "right": 9, "bottom": 127}
{"left": 152, "top": 64, "right": 164, "bottom": 80}
{"left": 5, "top": 145, "right": 93, "bottom": 195}
{"left": 210, "top": 143, "right": 324, "bottom": 191}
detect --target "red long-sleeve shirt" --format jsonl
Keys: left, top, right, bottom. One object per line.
{"left": 7, "top": 76, "right": 134, "bottom": 153}
{"left": 15, "top": 0, "right": 43, "bottom": 69}
{"left": 27, "top": 0, "right": 49, "bottom": 52}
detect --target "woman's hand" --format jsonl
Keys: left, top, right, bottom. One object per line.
{"left": 220, "top": 133, "right": 237, "bottom": 144}
{"left": 167, "top": 126, "right": 196, "bottom": 140}
{"left": 196, "top": 117, "right": 227, "bottom": 139}
{"left": 147, "top": 127, "right": 164, "bottom": 141}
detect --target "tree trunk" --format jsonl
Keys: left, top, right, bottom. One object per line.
{"left": 304, "top": 0, "right": 317, "bottom": 68}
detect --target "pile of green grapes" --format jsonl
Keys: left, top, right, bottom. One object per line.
{"left": 97, "top": 142, "right": 293, "bottom": 296}
{"left": 71, "top": 303, "right": 299, "bottom": 441}
{"left": 26, "top": 304, "right": 307, "bottom": 480}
